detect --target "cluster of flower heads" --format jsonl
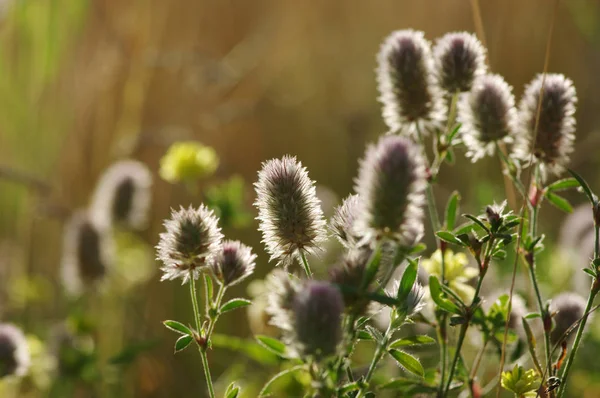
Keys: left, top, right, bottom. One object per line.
{"left": 156, "top": 204, "right": 256, "bottom": 287}
{"left": 377, "top": 29, "right": 578, "bottom": 176}
{"left": 61, "top": 160, "right": 153, "bottom": 296}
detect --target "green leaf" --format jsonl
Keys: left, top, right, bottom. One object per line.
{"left": 545, "top": 192, "right": 573, "bottom": 213}
{"left": 435, "top": 231, "right": 465, "bottom": 246}
{"left": 397, "top": 259, "right": 418, "bottom": 301}
{"left": 463, "top": 214, "right": 491, "bottom": 234}
{"left": 428, "top": 276, "right": 461, "bottom": 314}
{"left": 365, "top": 292, "right": 398, "bottom": 307}
{"left": 338, "top": 381, "right": 362, "bottom": 394}
{"left": 163, "top": 320, "right": 192, "bottom": 335}
{"left": 174, "top": 335, "right": 194, "bottom": 353}
{"left": 255, "top": 335, "right": 287, "bottom": 358}
{"left": 357, "top": 330, "right": 374, "bottom": 340}
{"left": 546, "top": 178, "right": 579, "bottom": 192}
{"left": 568, "top": 168, "right": 596, "bottom": 204}
{"left": 388, "top": 349, "right": 424, "bottom": 377}
{"left": 388, "top": 335, "right": 436, "bottom": 348}
{"left": 582, "top": 268, "right": 597, "bottom": 278}
{"left": 259, "top": 365, "right": 305, "bottom": 397}
{"left": 445, "top": 191, "right": 460, "bottom": 230}
{"left": 448, "top": 123, "right": 462, "bottom": 143}
{"left": 361, "top": 244, "right": 383, "bottom": 290}
{"left": 365, "top": 325, "right": 384, "bottom": 343}
{"left": 409, "top": 243, "right": 427, "bottom": 255}
{"left": 524, "top": 312, "right": 541, "bottom": 319}
{"left": 211, "top": 334, "right": 279, "bottom": 366}
{"left": 225, "top": 382, "right": 240, "bottom": 398}
{"left": 220, "top": 298, "right": 252, "bottom": 314}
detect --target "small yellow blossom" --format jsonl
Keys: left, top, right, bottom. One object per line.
{"left": 501, "top": 365, "right": 541, "bottom": 397}
{"left": 422, "top": 249, "right": 478, "bottom": 302}
{"left": 159, "top": 141, "right": 219, "bottom": 183}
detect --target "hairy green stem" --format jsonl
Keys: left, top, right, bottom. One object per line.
{"left": 557, "top": 224, "right": 600, "bottom": 397}
{"left": 300, "top": 251, "right": 313, "bottom": 278}
{"left": 200, "top": 349, "right": 216, "bottom": 398}
{"left": 356, "top": 319, "right": 394, "bottom": 398}
{"left": 189, "top": 273, "right": 215, "bottom": 398}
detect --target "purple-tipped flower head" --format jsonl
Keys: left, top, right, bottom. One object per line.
{"left": 550, "top": 292, "right": 588, "bottom": 345}
{"left": 254, "top": 156, "right": 327, "bottom": 267}
{"left": 377, "top": 30, "right": 445, "bottom": 135}
{"left": 265, "top": 270, "right": 302, "bottom": 332}
{"left": 292, "top": 281, "right": 344, "bottom": 359}
{"left": 433, "top": 32, "right": 487, "bottom": 94}
{"left": 514, "top": 74, "right": 577, "bottom": 176}
{"left": 354, "top": 136, "right": 426, "bottom": 247}
{"left": 458, "top": 74, "right": 517, "bottom": 161}
{"left": 61, "top": 211, "right": 113, "bottom": 295}
{"left": 156, "top": 205, "right": 223, "bottom": 283}
{"left": 90, "top": 160, "right": 153, "bottom": 230}
{"left": 0, "top": 324, "right": 30, "bottom": 378}
{"left": 210, "top": 240, "right": 256, "bottom": 286}
{"left": 329, "top": 194, "right": 362, "bottom": 248}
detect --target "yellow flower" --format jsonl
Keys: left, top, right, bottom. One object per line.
{"left": 501, "top": 365, "right": 541, "bottom": 397}
{"left": 159, "top": 141, "right": 219, "bottom": 183}
{"left": 422, "top": 249, "right": 478, "bottom": 302}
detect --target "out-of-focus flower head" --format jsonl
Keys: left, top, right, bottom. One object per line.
{"left": 550, "top": 292, "right": 588, "bottom": 345}
{"left": 501, "top": 365, "right": 541, "bottom": 398}
{"left": 254, "top": 156, "right": 327, "bottom": 267}
{"left": 90, "top": 160, "right": 153, "bottom": 230}
{"left": 159, "top": 141, "right": 219, "bottom": 183}
{"left": 156, "top": 205, "right": 223, "bottom": 284}
{"left": 0, "top": 323, "right": 30, "bottom": 378}
{"left": 61, "top": 210, "right": 113, "bottom": 296}
{"left": 377, "top": 29, "right": 445, "bottom": 136}
{"left": 422, "top": 249, "right": 477, "bottom": 302}
{"left": 329, "top": 194, "right": 362, "bottom": 248}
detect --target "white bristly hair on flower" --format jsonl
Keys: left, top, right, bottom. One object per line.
{"left": 156, "top": 205, "right": 223, "bottom": 284}
{"left": 61, "top": 210, "right": 114, "bottom": 296}
{"left": 210, "top": 240, "right": 256, "bottom": 287}
{"left": 0, "top": 323, "right": 30, "bottom": 378}
{"left": 433, "top": 31, "right": 487, "bottom": 94}
{"left": 457, "top": 74, "right": 517, "bottom": 162}
{"left": 376, "top": 29, "right": 446, "bottom": 137}
{"left": 90, "top": 160, "right": 153, "bottom": 230}
{"left": 265, "top": 270, "right": 302, "bottom": 333}
{"left": 388, "top": 280, "right": 426, "bottom": 318}
{"left": 254, "top": 156, "right": 327, "bottom": 268}
{"left": 329, "top": 194, "right": 362, "bottom": 248}
{"left": 513, "top": 73, "right": 577, "bottom": 177}
{"left": 353, "top": 135, "right": 426, "bottom": 248}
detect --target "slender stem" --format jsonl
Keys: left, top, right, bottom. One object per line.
{"left": 200, "top": 349, "right": 216, "bottom": 398}
{"left": 299, "top": 251, "right": 313, "bottom": 278}
{"left": 206, "top": 283, "right": 227, "bottom": 340}
{"left": 557, "top": 224, "right": 600, "bottom": 397}
{"left": 356, "top": 318, "right": 394, "bottom": 398}
{"left": 189, "top": 273, "right": 215, "bottom": 398}
{"left": 528, "top": 260, "right": 552, "bottom": 377}
{"left": 444, "top": 322, "right": 469, "bottom": 396}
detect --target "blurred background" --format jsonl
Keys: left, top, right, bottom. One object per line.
{"left": 1, "top": 0, "right": 600, "bottom": 396}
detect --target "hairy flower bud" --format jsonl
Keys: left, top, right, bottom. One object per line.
{"left": 292, "top": 282, "right": 344, "bottom": 359}
{"left": 377, "top": 30, "right": 445, "bottom": 135}
{"left": 433, "top": 32, "right": 487, "bottom": 94}
{"left": 254, "top": 156, "right": 327, "bottom": 267}
{"left": 550, "top": 292, "right": 588, "bottom": 345}
{"left": 90, "top": 160, "right": 152, "bottom": 230}
{"left": 61, "top": 211, "right": 113, "bottom": 295}
{"left": 514, "top": 74, "right": 577, "bottom": 176}
{"left": 156, "top": 205, "right": 223, "bottom": 283}
{"left": 329, "top": 194, "right": 362, "bottom": 248}
{"left": 210, "top": 240, "right": 256, "bottom": 286}
{"left": 0, "top": 323, "right": 30, "bottom": 378}
{"left": 458, "top": 74, "right": 517, "bottom": 161}
{"left": 354, "top": 136, "right": 426, "bottom": 247}
{"left": 265, "top": 270, "right": 302, "bottom": 332}
{"left": 395, "top": 281, "right": 426, "bottom": 318}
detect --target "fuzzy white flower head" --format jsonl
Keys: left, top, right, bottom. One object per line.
{"left": 90, "top": 160, "right": 153, "bottom": 230}
{"left": 0, "top": 323, "right": 31, "bottom": 378}
{"left": 354, "top": 135, "right": 426, "bottom": 248}
{"left": 156, "top": 205, "right": 223, "bottom": 284}
{"left": 513, "top": 74, "right": 577, "bottom": 177}
{"left": 210, "top": 240, "right": 256, "bottom": 287}
{"left": 329, "top": 194, "right": 362, "bottom": 248}
{"left": 433, "top": 31, "right": 487, "bottom": 94}
{"left": 377, "top": 29, "right": 446, "bottom": 136}
{"left": 388, "top": 280, "right": 426, "bottom": 317}
{"left": 265, "top": 270, "right": 301, "bottom": 333}
{"left": 550, "top": 292, "right": 588, "bottom": 345}
{"left": 254, "top": 156, "right": 327, "bottom": 267}
{"left": 458, "top": 74, "right": 517, "bottom": 162}
{"left": 61, "top": 210, "right": 114, "bottom": 296}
